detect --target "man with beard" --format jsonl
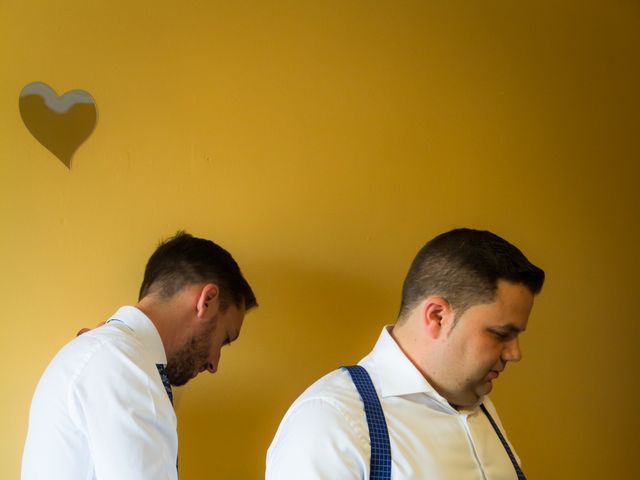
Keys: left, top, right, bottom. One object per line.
{"left": 267, "top": 228, "right": 543, "bottom": 479}
{"left": 22, "top": 232, "right": 257, "bottom": 480}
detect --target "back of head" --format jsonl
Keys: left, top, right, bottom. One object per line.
{"left": 398, "top": 228, "right": 544, "bottom": 321}
{"left": 139, "top": 231, "right": 257, "bottom": 311}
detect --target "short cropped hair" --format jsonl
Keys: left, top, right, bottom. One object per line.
{"left": 139, "top": 231, "right": 257, "bottom": 311}
{"left": 398, "top": 228, "right": 544, "bottom": 321}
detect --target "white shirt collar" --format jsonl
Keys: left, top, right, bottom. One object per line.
{"left": 107, "top": 306, "right": 167, "bottom": 365}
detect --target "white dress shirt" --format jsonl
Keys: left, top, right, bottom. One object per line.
{"left": 22, "top": 306, "right": 178, "bottom": 480}
{"left": 266, "top": 326, "right": 521, "bottom": 479}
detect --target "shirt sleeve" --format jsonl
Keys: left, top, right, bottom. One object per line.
{"left": 69, "top": 340, "right": 178, "bottom": 480}
{"left": 266, "top": 398, "right": 370, "bottom": 480}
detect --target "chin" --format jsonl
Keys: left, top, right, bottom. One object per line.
{"left": 477, "top": 383, "right": 493, "bottom": 398}
{"left": 171, "top": 375, "right": 191, "bottom": 387}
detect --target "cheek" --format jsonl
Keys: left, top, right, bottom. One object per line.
{"left": 463, "top": 343, "right": 497, "bottom": 376}
{"left": 195, "top": 329, "right": 216, "bottom": 362}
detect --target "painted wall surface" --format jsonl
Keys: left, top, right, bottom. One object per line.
{"left": 2, "top": 1, "right": 638, "bottom": 478}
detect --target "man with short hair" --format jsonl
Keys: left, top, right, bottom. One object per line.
{"left": 22, "top": 232, "right": 257, "bottom": 480}
{"left": 266, "top": 228, "right": 544, "bottom": 479}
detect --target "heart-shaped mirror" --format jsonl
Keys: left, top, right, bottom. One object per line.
{"left": 19, "top": 82, "right": 97, "bottom": 169}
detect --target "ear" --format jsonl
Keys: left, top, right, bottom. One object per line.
{"left": 195, "top": 283, "right": 220, "bottom": 320}
{"left": 422, "top": 296, "right": 453, "bottom": 339}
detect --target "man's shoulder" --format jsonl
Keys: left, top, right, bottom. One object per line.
{"left": 65, "top": 321, "right": 141, "bottom": 356}
{"left": 44, "top": 322, "right": 146, "bottom": 383}
{"left": 283, "top": 366, "right": 367, "bottom": 423}
{"left": 299, "top": 366, "right": 355, "bottom": 397}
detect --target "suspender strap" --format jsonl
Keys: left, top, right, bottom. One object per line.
{"left": 342, "top": 365, "right": 392, "bottom": 480}
{"left": 480, "top": 404, "right": 526, "bottom": 480}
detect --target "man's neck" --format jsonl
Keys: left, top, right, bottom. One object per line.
{"left": 135, "top": 295, "right": 182, "bottom": 361}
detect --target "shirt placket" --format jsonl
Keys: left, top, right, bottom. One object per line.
{"left": 457, "top": 412, "right": 487, "bottom": 480}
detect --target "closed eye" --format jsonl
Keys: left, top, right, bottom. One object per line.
{"left": 488, "top": 323, "right": 523, "bottom": 342}
{"left": 488, "top": 329, "right": 516, "bottom": 341}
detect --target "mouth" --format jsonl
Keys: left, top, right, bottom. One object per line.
{"left": 487, "top": 369, "right": 502, "bottom": 380}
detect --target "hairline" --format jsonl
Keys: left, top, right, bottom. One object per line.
{"left": 140, "top": 279, "right": 255, "bottom": 312}
{"left": 396, "top": 278, "right": 538, "bottom": 326}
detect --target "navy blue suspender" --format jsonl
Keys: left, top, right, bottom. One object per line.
{"left": 343, "top": 365, "right": 526, "bottom": 480}
{"left": 343, "top": 365, "right": 392, "bottom": 480}
{"left": 480, "top": 404, "right": 526, "bottom": 480}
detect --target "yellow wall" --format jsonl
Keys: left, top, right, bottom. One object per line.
{"left": 2, "top": 1, "right": 638, "bottom": 478}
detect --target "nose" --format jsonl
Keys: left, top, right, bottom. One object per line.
{"left": 205, "top": 348, "right": 221, "bottom": 374}
{"left": 206, "top": 364, "right": 215, "bottom": 373}
{"left": 206, "top": 357, "right": 219, "bottom": 374}
{"left": 502, "top": 337, "right": 522, "bottom": 363}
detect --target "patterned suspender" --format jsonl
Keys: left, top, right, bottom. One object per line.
{"left": 342, "top": 365, "right": 392, "bottom": 480}
{"left": 343, "top": 365, "right": 527, "bottom": 480}
{"left": 480, "top": 404, "right": 527, "bottom": 480}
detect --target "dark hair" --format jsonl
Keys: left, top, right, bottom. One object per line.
{"left": 398, "top": 228, "right": 544, "bottom": 320}
{"left": 139, "top": 231, "right": 257, "bottom": 311}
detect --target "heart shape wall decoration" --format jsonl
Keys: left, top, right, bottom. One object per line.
{"left": 19, "top": 82, "right": 97, "bottom": 169}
